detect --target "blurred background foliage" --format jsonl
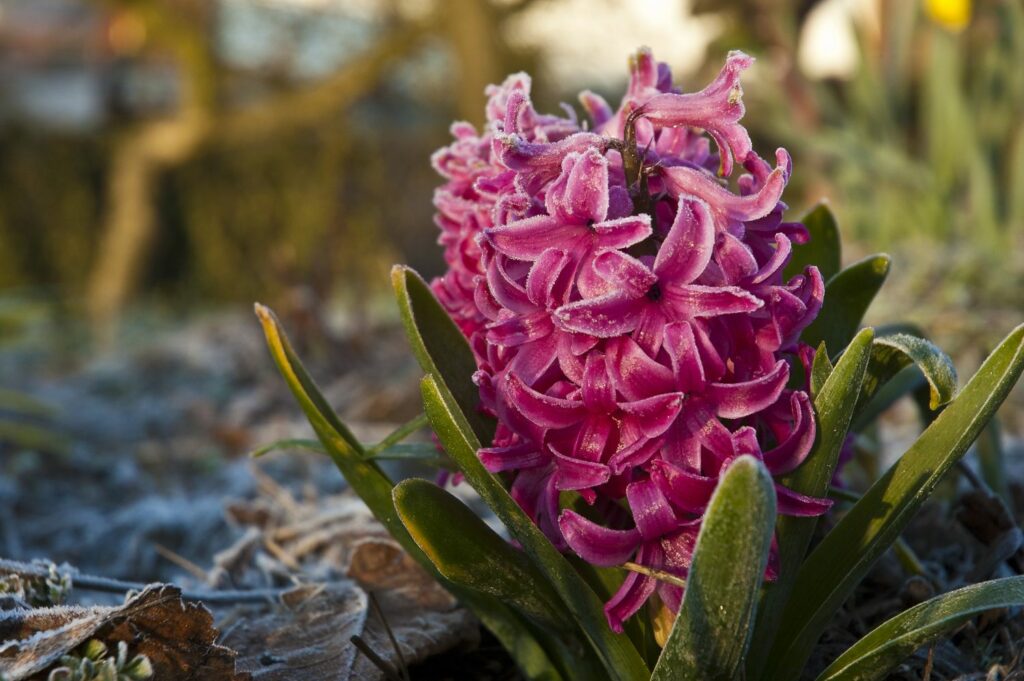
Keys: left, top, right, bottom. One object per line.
{"left": 0, "top": 0, "right": 1021, "bottom": 365}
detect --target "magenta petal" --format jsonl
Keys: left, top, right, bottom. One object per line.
{"left": 572, "top": 414, "right": 615, "bottom": 462}
{"left": 639, "top": 51, "right": 755, "bottom": 175}
{"left": 582, "top": 353, "right": 617, "bottom": 414}
{"left": 592, "top": 215, "right": 653, "bottom": 250}
{"left": 486, "top": 311, "right": 553, "bottom": 347}
{"left": 659, "top": 522, "right": 700, "bottom": 581}
{"left": 664, "top": 322, "right": 706, "bottom": 393}
{"left": 716, "top": 232, "right": 760, "bottom": 283}
{"left": 707, "top": 360, "right": 790, "bottom": 419}
{"left": 660, "top": 162, "right": 786, "bottom": 224}
{"left": 751, "top": 233, "right": 793, "bottom": 285}
{"left": 485, "top": 214, "right": 581, "bottom": 260}
{"left": 559, "top": 509, "right": 640, "bottom": 566}
{"left": 609, "top": 436, "right": 662, "bottom": 476}
{"left": 592, "top": 250, "right": 658, "bottom": 295}
{"left": 486, "top": 255, "right": 533, "bottom": 313}
{"left": 606, "top": 336, "right": 675, "bottom": 401}
{"left": 579, "top": 89, "right": 613, "bottom": 127}
{"left": 525, "top": 249, "right": 573, "bottom": 308}
{"left": 626, "top": 478, "right": 679, "bottom": 541}
{"left": 493, "top": 131, "right": 606, "bottom": 195}
{"left": 479, "top": 442, "right": 546, "bottom": 473}
{"left": 544, "top": 149, "right": 609, "bottom": 224}
{"left": 620, "top": 393, "right": 685, "bottom": 438}
{"left": 654, "top": 198, "right": 715, "bottom": 283}
{"left": 762, "top": 391, "right": 816, "bottom": 475}
{"left": 554, "top": 291, "right": 643, "bottom": 337}
{"left": 663, "top": 283, "right": 763, "bottom": 319}
{"left": 502, "top": 372, "right": 586, "bottom": 428}
{"left": 553, "top": 451, "right": 611, "bottom": 492}
{"left": 650, "top": 459, "right": 717, "bottom": 514}
{"left": 775, "top": 483, "right": 833, "bottom": 517}
{"left": 604, "top": 563, "right": 657, "bottom": 634}
{"left": 511, "top": 466, "right": 564, "bottom": 549}
{"left": 509, "top": 333, "right": 560, "bottom": 387}
{"left": 661, "top": 421, "right": 702, "bottom": 470}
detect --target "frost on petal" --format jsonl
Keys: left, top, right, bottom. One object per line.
{"left": 707, "top": 360, "right": 790, "bottom": 419}
{"left": 559, "top": 509, "right": 641, "bottom": 566}
{"left": 660, "top": 160, "right": 787, "bottom": 225}
{"left": 649, "top": 459, "right": 716, "bottom": 514}
{"left": 639, "top": 51, "right": 755, "bottom": 176}
{"left": 479, "top": 441, "right": 547, "bottom": 473}
{"left": 554, "top": 292, "right": 644, "bottom": 338}
{"left": 546, "top": 148, "right": 610, "bottom": 224}
{"left": 485, "top": 215, "right": 582, "bottom": 260}
{"left": 606, "top": 335, "right": 675, "bottom": 401}
{"left": 581, "top": 352, "right": 618, "bottom": 414}
{"left": 620, "top": 393, "right": 685, "bottom": 439}
{"left": 626, "top": 477, "right": 680, "bottom": 541}
{"left": 664, "top": 321, "right": 707, "bottom": 393}
{"left": 662, "top": 283, "right": 763, "bottom": 319}
{"left": 501, "top": 372, "right": 586, "bottom": 429}
{"left": 653, "top": 197, "right": 715, "bottom": 284}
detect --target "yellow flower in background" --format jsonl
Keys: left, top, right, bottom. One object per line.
{"left": 925, "top": 0, "right": 971, "bottom": 31}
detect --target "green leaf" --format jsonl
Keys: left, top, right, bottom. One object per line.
{"left": 250, "top": 438, "right": 326, "bottom": 458}
{"left": 421, "top": 374, "right": 650, "bottom": 681}
{"left": 856, "top": 332, "right": 957, "bottom": 412}
{"left": 393, "top": 478, "right": 574, "bottom": 634}
{"left": 802, "top": 255, "right": 890, "bottom": 353}
{"left": 766, "top": 324, "right": 1024, "bottom": 680}
{"left": 784, "top": 202, "right": 841, "bottom": 282}
{"left": 256, "top": 304, "right": 566, "bottom": 681}
{"left": 848, "top": 365, "right": 925, "bottom": 433}
{"left": 255, "top": 303, "right": 413, "bottom": 545}
{"left": 653, "top": 456, "right": 776, "bottom": 681}
{"left": 747, "top": 329, "right": 874, "bottom": 678}
{"left": 977, "top": 416, "right": 1011, "bottom": 506}
{"left": 816, "top": 576, "right": 1024, "bottom": 681}
{"left": 810, "top": 341, "right": 833, "bottom": 398}
{"left": 366, "top": 413, "right": 429, "bottom": 455}
{"left": 391, "top": 265, "right": 495, "bottom": 444}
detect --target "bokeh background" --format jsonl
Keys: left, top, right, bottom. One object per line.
{"left": 0, "top": 0, "right": 1022, "bottom": 406}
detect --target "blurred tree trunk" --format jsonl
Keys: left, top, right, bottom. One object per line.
{"left": 84, "top": 0, "right": 426, "bottom": 331}
{"left": 86, "top": 112, "right": 208, "bottom": 327}
{"left": 445, "top": 0, "right": 505, "bottom": 126}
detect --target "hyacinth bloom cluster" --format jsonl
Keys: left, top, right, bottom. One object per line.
{"left": 430, "top": 49, "right": 830, "bottom": 633}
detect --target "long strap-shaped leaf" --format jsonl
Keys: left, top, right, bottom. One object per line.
{"left": 256, "top": 304, "right": 565, "bottom": 681}
{"left": 256, "top": 304, "right": 405, "bottom": 538}
{"left": 857, "top": 332, "right": 957, "bottom": 412}
{"left": 784, "top": 202, "right": 841, "bottom": 282}
{"left": 653, "top": 456, "right": 776, "bottom": 681}
{"left": 747, "top": 329, "right": 874, "bottom": 677}
{"left": 393, "top": 478, "right": 576, "bottom": 635}
{"left": 392, "top": 265, "right": 496, "bottom": 444}
{"left": 816, "top": 576, "right": 1024, "bottom": 681}
{"left": 765, "top": 324, "right": 1024, "bottom": 680}
{"left": 801, "top": 255, "right": 890, "bottom": 353}
{"left": 422, "top": 374, "right": 650, "bottom": 681}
